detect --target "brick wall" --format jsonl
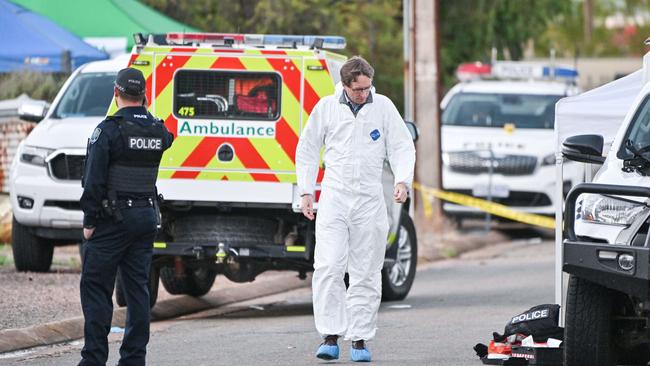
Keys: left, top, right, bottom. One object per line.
{"left": 0, "top": 118, "right": 36, "bottom": 193}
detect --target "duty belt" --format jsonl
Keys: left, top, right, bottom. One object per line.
{"left": 116, "top": 198, "right": 154, "bottom": 209}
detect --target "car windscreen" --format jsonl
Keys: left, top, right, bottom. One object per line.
{"left": 442, "top": 92, "right": 563, "bottom": 129}
{"left": 52, "top": 72, "right": 116, "bottom": 118}
{"left": 617, "top": 94, "right": 650, "bottom": 159}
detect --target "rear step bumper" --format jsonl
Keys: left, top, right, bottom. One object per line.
{"left": 153, "top": 241, "right": 311, "bottom": 260}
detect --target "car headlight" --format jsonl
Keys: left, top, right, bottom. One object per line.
{"left": 541, "top": 153, "right": 556, "bottom": 166}
{"left": 579, "top": 194, "right": 646, "bottom": 226}
{"left": 20, "top": 146, "right": 54, "bottom": 166}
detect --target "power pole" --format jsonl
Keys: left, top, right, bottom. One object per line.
{"left": 583, "top": 0, "right": 593, "bottom": 44}
{"left": 404, "top": 0, "right": 443, "bottom": 234}
{"left": 403, "top": 0, "right": 415, "bottom": 123}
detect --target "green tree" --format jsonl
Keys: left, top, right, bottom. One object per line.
{"left": 139, "top": 0, "right": 256, "bottom": 32}
{"left": 440, "top": 0, "right": 571, "bottom": 87}
{"left": 541, "top": 0, "right": 650, "bottom": 58}
{"left": 491, "top": 1, "right": 569, "bottom": 59}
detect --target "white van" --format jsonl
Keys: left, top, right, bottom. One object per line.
{"left": 10, "top": 55, "right": 128, "bottom": 272}
{"left": 441, "top": 62, "right": 582, "bottom": 224}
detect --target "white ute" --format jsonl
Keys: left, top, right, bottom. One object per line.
{"left": 10, "top": 55, "right": 128, "bottom": 272}
{"left": 557, "top": 54, "right": 650, "bottom": 365}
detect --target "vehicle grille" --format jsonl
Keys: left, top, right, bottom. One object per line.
{"left": 447, "top": 152, "right": 537, "bottom": 176}
{"left": 44, "top": 200, "right": 82, "bottom": 210}
{"left": 49, "top": 154, "right": 85, "bottom": 180}
{"left": 448, "top": 189, "right": 552, "bottom": 207}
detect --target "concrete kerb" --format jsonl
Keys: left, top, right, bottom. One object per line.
{"left": 0, "top": 272, "right": 310, "bottom": 354}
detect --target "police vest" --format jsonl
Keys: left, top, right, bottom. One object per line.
{"left": 107, "top": 116, "right": 166, "bottom": 195}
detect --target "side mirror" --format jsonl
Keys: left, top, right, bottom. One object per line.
{"left": 562, "top": 134, "right": 605, "bottom": 164}
{"left": 18, "top": 100, "right": 49, "bottom": 123}
{"left": 405, "top": 121, "right": 419, "bottom": 142}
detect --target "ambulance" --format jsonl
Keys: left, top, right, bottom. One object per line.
{"left": 440, "top": 61, "right": 583, "bottom": 226}
{"left": 10, "top": 32, "right": 420, "bottom": 306}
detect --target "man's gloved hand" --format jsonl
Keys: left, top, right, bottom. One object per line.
{"left": 301, "top": 194, "right": 315, "bottom": 221}
{"left": 393, "top": 183, "right": 408, "bottom": 203}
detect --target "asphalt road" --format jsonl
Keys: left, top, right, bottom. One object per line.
{"left": 1, "top": 239, "right": 555, "bottom": 365}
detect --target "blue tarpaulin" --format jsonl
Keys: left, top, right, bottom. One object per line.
{"left": 0, "top": 0, "right": 108, "bottom": 72}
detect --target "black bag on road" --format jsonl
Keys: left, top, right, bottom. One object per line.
{"left": 493, "top": 304, "right": 563, "bottom": 343}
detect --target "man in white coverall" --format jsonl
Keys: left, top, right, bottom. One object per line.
{"left": 296, "top": 56, "right": 416, "bottom": 362}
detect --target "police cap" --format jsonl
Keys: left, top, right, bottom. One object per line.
{"left": 114, "top": 68, "right": 146, "bottom": 96}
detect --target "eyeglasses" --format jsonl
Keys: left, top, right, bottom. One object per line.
{"left": 349, "top": 85, "right": 372, "bottom": 93}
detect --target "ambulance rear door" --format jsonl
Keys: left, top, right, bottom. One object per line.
{"left": 149, "top": 49, "right": 305, "bottom": 204}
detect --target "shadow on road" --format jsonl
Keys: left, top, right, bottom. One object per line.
{"left": 215, "top": 302, "right": 314, "bottom": 319}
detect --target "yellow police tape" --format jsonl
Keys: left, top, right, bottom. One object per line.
{"left": 412, "top": 182, "right": 556, "bottom": 229}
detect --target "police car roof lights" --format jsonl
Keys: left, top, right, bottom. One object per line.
{"left": 492, "top": 61, "right": 578, "bottom": 81}
{"left": 166, "top": 32, "right": 346, "bottom": 49}
{"left": 542, "top": 65, "right": 579, "bottom": 79}
{"left": 456, "top": 60, "right": 578, "bottom": 82}
{"left": 456, "top": 62, "right": 492, "bottom": 82}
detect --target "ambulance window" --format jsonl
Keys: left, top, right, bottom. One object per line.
{"left": 174, "top": 70, "right": 281, "bottom": 121}
{"left": 618, "top": 95, "right": 650, "bottom": 159}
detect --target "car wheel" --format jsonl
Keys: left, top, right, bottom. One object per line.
{"left": 12, "top": 217, "right": 53, "bottom": 272}
{"left": 381, "top": 213, "right": 417, "bottom": 301}
{"left": 564, "top": 275, "right": 617, "bottom": 366}
{"left": 160, "top": 265, "right": 216, "bottom": 297}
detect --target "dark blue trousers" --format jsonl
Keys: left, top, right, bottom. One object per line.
{"left": 79, "top": 207, "right": 157, "bottom": 366}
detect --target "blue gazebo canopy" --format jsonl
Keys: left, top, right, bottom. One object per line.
{"left": 0, "top": 0, "right": 108, "bottom": 72}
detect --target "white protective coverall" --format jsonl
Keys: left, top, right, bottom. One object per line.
{"left": 296, "top": 84, "right": 416, "bottom": 341}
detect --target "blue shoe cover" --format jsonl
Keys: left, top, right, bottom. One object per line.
{"left": 350, "top": 346, "right": 371, "bottom": 362}
{"left": 316, "top": 343, "right": 339, "bottom": 360}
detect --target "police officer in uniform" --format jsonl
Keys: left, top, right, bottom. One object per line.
{"left": 79, "top": 68, "right": 173, "bottom": 366}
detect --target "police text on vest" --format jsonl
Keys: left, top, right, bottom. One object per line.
{"left": 129, "top": 137, "right": 162, "bottom": 150}
{"left": 511, "top": 309, "right": 549, "bottom": 324}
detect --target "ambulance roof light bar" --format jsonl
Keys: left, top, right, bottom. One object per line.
{"left": 166, "top": 32, "right": 346, "bottom": 49}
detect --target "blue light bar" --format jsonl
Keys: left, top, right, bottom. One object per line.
{"left": 542, "top": 66, "right": 579, "bottom": 79}
{"left": 261, "top": 35, "right": 346, "bottom": 49}
{"left": 491, "top": 61, "right": 578, "bottom": 81}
